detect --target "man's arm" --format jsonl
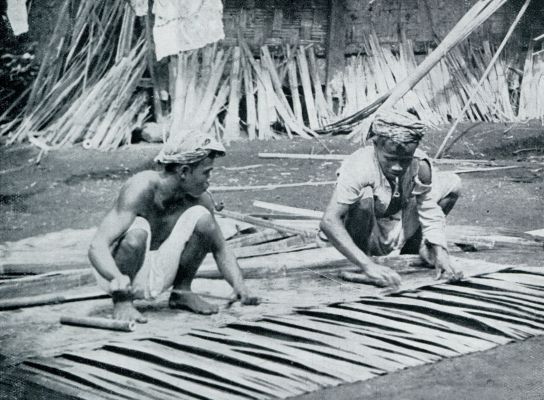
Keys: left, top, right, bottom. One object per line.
{"left": 88, "top": 181, "right": 142, "bottom": 287}
{"left": 201, "top": 194, "right": 259, "bottom": 305}
{"left": 416, "top": 160, "right": 462, "bottom": 281}
{"left": 320, "top": 191, "right": 401, "bottom": 288}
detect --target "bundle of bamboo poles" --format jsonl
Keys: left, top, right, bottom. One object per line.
{"left": 1, "top": 0, "right": 149, "bottom": 149}
{"left": 330, "top": 34, "right": 520, "bottom": 136}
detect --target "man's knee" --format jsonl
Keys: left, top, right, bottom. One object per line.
{"left": 193, "top": 211, "right": 217, "bottom": 243}
{"left": 448, "top": 173, "right": 462, "bottom": 198}
{"left": 118, "top": 229, "right": 148, "bottom": 254}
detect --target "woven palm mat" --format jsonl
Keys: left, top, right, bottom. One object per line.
{"left": 10, "top": 266, "right": 544, "bottom": 400}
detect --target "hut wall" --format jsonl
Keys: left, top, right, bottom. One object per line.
{"left": 223, "top": 0, "right": 330, "bottom": 55}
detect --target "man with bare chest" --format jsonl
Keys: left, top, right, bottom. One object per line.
{"left": 88, "top": 134, "right": 259, "bottom": 322}
{"left": 319, "top": 110, "right": 463, "bottom": 288}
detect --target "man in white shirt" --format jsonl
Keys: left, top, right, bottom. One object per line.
{"left": 320, "top": 110, "right": 463, "bottom": 288}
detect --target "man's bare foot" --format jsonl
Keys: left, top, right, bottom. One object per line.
{"left": 113, "top": 301, "right": 148, "bottom": 323}
{"left": 169, "top": 290, "right": 219, "bottom": 314}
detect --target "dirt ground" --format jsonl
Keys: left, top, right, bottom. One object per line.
{"left": 1, "top": 121, "right": 543, "bottom": 399}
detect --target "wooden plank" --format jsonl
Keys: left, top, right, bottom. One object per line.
{"left": 226, "top": 229, "right": 291, "bottom": 248}
{"left": 253, "top": 200, "right": 323, "bottom": 219}
{"left": 0, "top": 270, "right": 95, "bottom": 299}
{"left": 218, "top": 210, "right": 314, "bottom": 236}
{"left": 0, "top": 289, "right": 106, "bottom": 311}
{"left": 233, "top": 235, "right": 316, "bottom": 259}
{"left": 211, "top": 180, "right": 336, "bottom": 192}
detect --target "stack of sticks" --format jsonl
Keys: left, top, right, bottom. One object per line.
{"left": 517, "top": 39, "right": 544, "bottom": 122}
{"left": 1, "top": 0, "right": 540, "bottom": 149}
{"left": 1, "top": 1, "right": 149, "bottom": 150}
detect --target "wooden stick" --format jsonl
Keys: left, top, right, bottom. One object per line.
{"left": 234, "top": 235, "right": 316, "bottom": 259}
{"left": 451, "top": 165, "right": 523, "bottom": 174}
{"left": 253, "top": 200, "right": 324, "bottom": 219}
{"left": 210, "top": 180, "right": 336, "bottom": 192}
{"left": 0, "top": 291, "right": 107, "bottom": 310}
{"left": 258, "top": 152, "right": 346, "bottom": 160}
{"left": 226, "top": 229, "right": 292, "bottom": 248}
{"left": 60, "top": 316, "right": 135, "bottom": 332}
{"left": 218, "top": 210, "right": 314, "bottom": 236}
{"left": 434, "top": 0, "right": 531, "bottom": 159}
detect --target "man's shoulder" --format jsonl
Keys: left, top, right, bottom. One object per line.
{"left": 120, "top": 170, "right": 158, "bottom": 201}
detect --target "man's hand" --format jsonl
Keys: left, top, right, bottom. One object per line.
{"left": 361, "top": 262, "right": 402, "bottom": 288}
{"left": 421, "top": 242, "right": 463, "bottom": 282}
{"left": 234, "top": 288, "right": 260, "bottom": 306}
{"left": 109, "top": 274, "right": 132, "bottom": 293}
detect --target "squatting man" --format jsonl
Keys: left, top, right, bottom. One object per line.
{"left": 89, "top": 134, "right": 259, "bottom": 322}
{"left": 319, "top": 110, "right": 464, "bottom": 289}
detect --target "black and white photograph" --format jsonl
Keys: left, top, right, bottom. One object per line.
{"left": 0, "top": 0, "right": 543, "bottom": 398}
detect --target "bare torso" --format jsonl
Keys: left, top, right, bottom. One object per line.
{"left": 124, "top": 170, "right": 211, "bottom": 250}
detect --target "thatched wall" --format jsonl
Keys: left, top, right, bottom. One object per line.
{"left": 223, "top": 0, "right": 330, "bottom": 55}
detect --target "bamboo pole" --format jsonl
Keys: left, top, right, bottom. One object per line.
{"left": 224, "top": 46, "right": 242, "bottom": 142}
{"left": 380, "top": 0, "right": 508, "bottom": 110}
{"left": 60, "top": 316, "right": 135, "bottom": 332}
{"left": 287, "top": 47, "right": 304, "bottom": 125}
{"left": 297, "top": 45, "right": 319, "bottom": 129}
{"left": 241, "top": 53, "right": 257, "bottom": 140}
{"left": 434, "top": 0, "right": 531, "bottom": 159}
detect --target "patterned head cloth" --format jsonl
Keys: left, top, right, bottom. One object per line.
{"left": 154, "top": 131, "right": 226, "bottom": 165}
{"left": 368, "top": 110, "right": 426, "bottom": 143}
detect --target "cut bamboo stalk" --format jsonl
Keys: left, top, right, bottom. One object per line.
{"left": 256, "top": 61, "right": 271, "bottom": 140}
{"left": 297, "top": 45, "right": 319, "bottom": 129}
{"left": 287, "top": 47, "right": 304, "bottom": 124}
{"left": 224, "top": 46, "right": 242, "bottom": 142}
{"left": 307, "top": 46, "right": 331, "bottom": 124}
{"left": 60, "top": 316, "right": 135, "bottom": 332}
{"left": 241, "top": 54, "right": 257, "bottom": 140}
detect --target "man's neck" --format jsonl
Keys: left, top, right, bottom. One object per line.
{"left": 157, "top": 171, "right": 188, "bottom": 204}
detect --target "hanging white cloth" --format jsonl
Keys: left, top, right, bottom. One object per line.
{"left": 152, "top": 0, "right": 225, "bottom": 61}
{"left": 7, "top": 0, "right": 29, "bottom": 36}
